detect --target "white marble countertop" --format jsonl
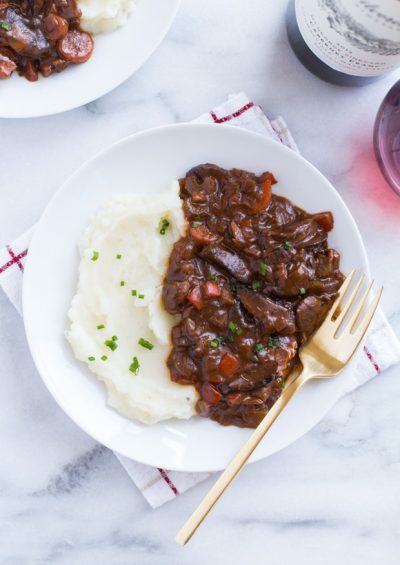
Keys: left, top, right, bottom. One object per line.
{"left": 1, "top": 1, "right": 400, "bottom": 563}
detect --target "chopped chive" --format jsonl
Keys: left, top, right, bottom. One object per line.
{"left": 191, "top": 222, "right": 200, "bottom": 228}
{"left": 111, "top": 335, "right": 118, "bottom": 341}
{"left": 104, "top": 339, "right": 118, "bottom": 351}
{"left": 283, "top": 241, "right": 292, "bottom": 251}
{"left": 120, "top": 280, "right": 125, "bottom": 287}
{"left": 230, "top": 284, "right": 237, "bottom": 294}
{"left": 129, "top": 356, "right": 140, "bottom": 375}
{"left": 259, "top": 261, "right": 267, "bottom": 276}
{"left": 138, "top": 293, "right": 145, "bottom": 299}
{"left": 208, "top": 274, "right": 216, "bottom": 281}
{"left": 279, "top": 380, "right": 285, "bottom": 390}
{"left": 138, "top": 337, "right": 154, "bottom": 350}
{"left": 254, "top": 343, "right": 264, "bottom": 353}
{"left": 210, "top": 339, "right": 219, "bottom": 349}
{"left": 194, "top": 215, "right": 202, "bottom": 221}
{"left": 116, "top": 254, "right": 122, "bottom": 259}
{"left": 91, "top": 250, "right": 99, "bottom": 261}
{"left": 101, "top": 355, "right": 108, "bottom": 361}
{"left": 228, "top": 321, "right": 242, "bottom": 335}
{"left": 0, "top": 22, "right": 10, "bottom": 31}
{"left": 96, "top": 324, "right": 105, "bottom": 330}
{"left": 268, "top": 336, "right": 280, "bottom": 348}
{"left": 299, "top": 287, "right": 306, "bottom": 295}
{"left": 88, "top": 356, "right": 95, "bottom": 362}
{"left": 131, "top": 290, "right": 137, "bottom": 296}
{"left": 159, "top": 218, "right": 170, "bottom": 235}
{"left": 252, "top": 280, "right": 262, "bottom": 291}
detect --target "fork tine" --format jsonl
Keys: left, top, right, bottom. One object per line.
{"left": 326, "top": 269, "right": 355, "bottom": 321}
{"left": 333, "top": 274, "right": 365, "bottom": 328}
{"left": 346, "top": 279, "right": 374, "bottom": 333}
{"left": 351, "top": 287, "right": 383, "bottom": 340}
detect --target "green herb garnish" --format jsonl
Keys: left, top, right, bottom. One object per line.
{"left": 209, "top": 336, "right": 225, "bottom": 349}
{"left": 101, "top": 355, "right": 108, "bottom": 361}
{"left": 138, "top": 337, "right": 154, "bottom": 350}
{"left": 138, "top": 293, "right": 145, "bottom": 299}
{"left": 88, "top": 356, "right": 95, "bottom": 362}
{"left": 105, "top": 339, "right": 118, "bottom": 351}
{"left": 208, "top": 274, "right": 216, "bottom": 281}
{"left": 159, "top": 218, "right": 170, "bottom": 235}
{"left": 116, "top": 254, "right": 122, "bottom": 259}
{"left": 191, "top": 222, "right": 200, "bottom": 228}
{"left": 194, "top": 215, "right": 202, "bottom": 221}
{"left": 252, "top": 280, "right": 262, "bottom": 291}
{"left": 96, "top": 324, "right": 105, "bottom": 330}
{"left": 131, "top": 290, "right": 137, "bottom": 296}
{"left": 254, "top": 343, "right": 264, "bottom": 353}
{"left": 299, "top": 287, "right": 306, "bottom": 295}
{"left": 111, "top": 335, "right": 118, "bottom": 341}
{"left": 283, "top": 241, "right": 292, "bottom": 251}
{"left": 0, "top": 22, "right": 10, "bottom": 31}
{"left": 120, "top": 281, "right": 125, "bottom": 287}
{"left": 91, "top": 250, "right": 99, "bottom": 261}
{"left": 259, "top": 261, "right": 267, "bottom": 276}
{"left": 279, "top": 380, "right": 285, "bottom": 390}
{"left": 228, "top": 321, "right": 242, "bottom": 335}
{"left": 129, "top": 356, "right": 140, "bottom": 375}
{"left": 268, "top": 336, "right": 280, "bottom": 348}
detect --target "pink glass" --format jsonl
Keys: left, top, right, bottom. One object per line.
{"left": 374, "top": 80, "right": 400, "bottom": 197}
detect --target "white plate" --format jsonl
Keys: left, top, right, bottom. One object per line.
{"left": 23, "top": 124, "right": 369, "bottom": 471}
{"left": 0, "top": 0, "right": 180, "bottom": 118}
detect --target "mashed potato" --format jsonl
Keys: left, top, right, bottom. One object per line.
{"left": 66, "top": 182, "right": 198, "bottom": 424}
{"left": 79, "top": 0, "right": 137, "bottom": 34}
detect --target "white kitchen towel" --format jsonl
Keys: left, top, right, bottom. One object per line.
{"left": 1, "top": 92, "right": 400, "bottom": 508}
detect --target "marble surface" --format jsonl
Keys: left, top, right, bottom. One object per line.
{"left": 1, "top": 1, "right": 400, "bottom": 563}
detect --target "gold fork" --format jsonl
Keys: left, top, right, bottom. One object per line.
{"left": 175, "top": 271, "right": 382, "bottom": 546}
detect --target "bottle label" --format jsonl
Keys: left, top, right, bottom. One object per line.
{"left": 295, "top": 0, "right": 400, "bottom": 76}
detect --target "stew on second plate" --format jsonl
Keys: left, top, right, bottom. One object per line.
{"left": 162, "top": 164, "right": 344, "bottom": 428}
{"left": 0, "top": 0, "right": 93, "bottom": 81}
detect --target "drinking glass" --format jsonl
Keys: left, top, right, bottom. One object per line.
{"left": 374, "top": 80, "right": 400, "bottom": 196}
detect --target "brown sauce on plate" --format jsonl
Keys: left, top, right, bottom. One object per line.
{"left": 162, "top": 164, "right": 344, "bottom": 428}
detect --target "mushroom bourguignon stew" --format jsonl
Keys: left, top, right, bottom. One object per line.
{"left": 0, "top": 0, "right": 93, "bottom": 81}
{"left": 162, "top": 164, "right": 344, "bottom": 428}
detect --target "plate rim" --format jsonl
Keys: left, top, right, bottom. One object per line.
{"left": 0, "top": 0, "right": 181, "bottom": 119}
{"left": 22, "top": 122, "right": 370, "bottom": 471}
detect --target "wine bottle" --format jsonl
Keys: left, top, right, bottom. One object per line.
{"left": 286, "top": 0, "right": 400, "bottom": 86}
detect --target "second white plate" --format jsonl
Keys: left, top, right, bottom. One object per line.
{"left": 0, "top": 0, "right": 180, "bottom": 118}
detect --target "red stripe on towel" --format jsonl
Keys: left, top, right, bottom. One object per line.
{"left": 210, "top": 101, "right": 254, "bottom": 124}
{"left": 157, "top": 468, "right": 179, "bottom": 496}
{"left": 0, "top": 248, "right": 28, "bottom": 275}
{"left": 7, "top": 245, "right": 25, "bottom": 273}
{"left": 363, "top": 345, "right": 381, "bottom": 374}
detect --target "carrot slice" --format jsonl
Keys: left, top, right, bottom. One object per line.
{"left": 219, "top": 352, "right": 241, "bottom": 376}
{"left": 187, "top": 286, "right": 204, "bottom": 309}
{"left": 251, "top": 178, "right": 272, "bottom": 212}
{"left": 189, "top": 224, "right": 219, "bottom": 245}
{"left": 313, "top": 212, "right": 334, "bottom": 231}
{"left": 203, "top": 281, "right": 221, "bottom": 298}
{"left": 201, "top": 383, "right": 222, "bottom": 404}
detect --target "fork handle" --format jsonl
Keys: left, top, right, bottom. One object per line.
{"left": 175, "top": 372, "right": 308, "bottom": 545}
